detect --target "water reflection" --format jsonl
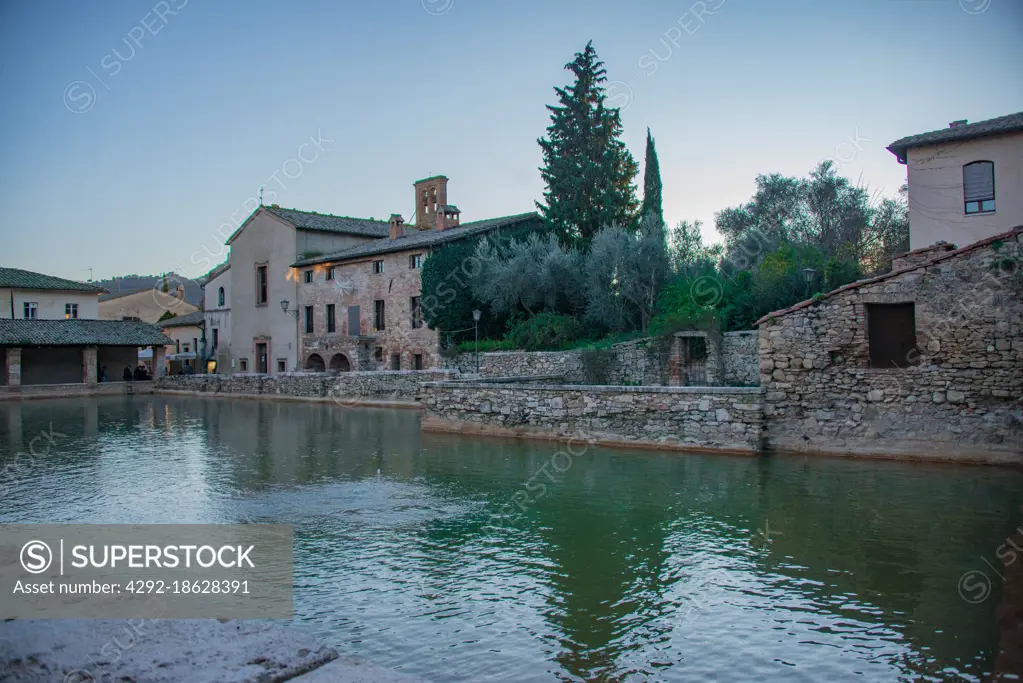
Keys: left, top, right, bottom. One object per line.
{"left": 1, "top": 396, "right": 1020, "bottom": 682}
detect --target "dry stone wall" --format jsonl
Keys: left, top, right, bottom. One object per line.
{"left": 722, "top": 332, "right": 759, "bottom": 386}
{"left": 420, "top": 381, "right": 763, "bottom": 453}
{"left": 758, "top": 231, "right": 1023, "bottom": 464}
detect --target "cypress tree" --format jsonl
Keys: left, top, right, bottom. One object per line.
{"left": 641, "top": 128, "right": 663, "bottom": 225}
{"left": 537, "top": 41, "right": 639, "bottom": 246}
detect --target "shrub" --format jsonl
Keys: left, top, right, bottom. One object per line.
{"left": 504, "top": 313, "right": 584, "bottom": 351}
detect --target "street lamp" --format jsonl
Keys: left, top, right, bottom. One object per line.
{"left": 280, "top": 299, "right": 298, "bottom": 318}
{"left": 472, "top": 309, "right": 481, "bottom": 374}
{"left": 801, "top": 268, "right": 817, "bottom": 298}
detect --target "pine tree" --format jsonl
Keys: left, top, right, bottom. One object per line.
{"left": 537, "top": 41, "right": 639, "bottom": 246}
{"left": 641, "top": 128, "right": 663, "bottom": 225}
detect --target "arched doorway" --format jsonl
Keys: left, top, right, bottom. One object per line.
{"left": 329, "top": 353, "right": 351, "bottom": 372}
{"left": 305, "top": 353, "right": 325, "bottom": 372}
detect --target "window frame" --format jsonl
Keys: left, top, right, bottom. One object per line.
{"left": 240, "top": 358, "right": 249, "bottom": 371}
{"left": 277, "top": 359, "right": 287, "bottom": 373}
{"left": 65, "top": 303, "right": 79, "bottom": 319}
{"left": 410, "top": 296, "right": 423, "bottom": 329}
{"left": 217, "top": 287, "right": 225, "bottom": 307}
{"left": 374, "top": 300, "right": 386, "bottom": 330}
{"left": 304, "top": 270, "right": 314, "bottom": 283}
{"left": 326, "top": 303, "right": 336, "bottom": 333}
{"left": 963, "top": 160, "right": 995, "bottom": 215}
{"left": 255, "top": 263, "right": 269, "bottom": 306}
{"left": 409, "top": 254, "right": 423, "bottom": 269}
{"left": 23, "top": 302, "right": 38, "bottom": 319}
{"left": 304, "top": 305, "right": 314, "bottom": 334}
{"left": 326, "top": 266, "right": 335, "bottom": 281}
{"left": 373, "top": 260, "right": 385, "bottom": 274}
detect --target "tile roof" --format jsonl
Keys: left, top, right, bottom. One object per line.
{"left": 262, "top": 206, "right": 391, "bottom": 238}
{"left": 887, "top": 111, "right": 1023, "bottom": 163}
{"left": 0, "top": 319, "right": 174, "bottom": 346}
{"left": 158, "top": 311, "right": 206, "bottom": 328}
{"left": 292, "top": 212, "right": 541, "bottom": 267}
{"left": 201, "top": 261, "right": 230, "bottom": 284}
{"left": 754, "top": 225, "right": 1023, "bottom": 326}
{"left": 0, "top": 267, "right": 106, "bottom": 293}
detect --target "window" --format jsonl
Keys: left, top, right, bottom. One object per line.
{"left": 194, "top": 338, "right": 198, "bottom": 354}
{"left": 255, "top": 264, "right": 268, "bottom": 305}
{"left": 23, "top": 302, "right": 38, "bottom": 319}
{"left": 374, "top": 300, "right": 385, "bottom": 330}
{"left": 65, "top": 303, "right": 78, "bottom": 319}
{"left": 212, "top": 328, "right": 219, "bottom": 350}
{"left": 391, "top": 353, "right": 401, "bottom": 370}
{"left": 867, "top": 303, "right": 918, "bottom": 369}
{"left": 326, "top": 304, "right": 336, "bottom": 333}
{"left": 326, "top": 266, "right": 335, "bottom": 281}
{"left": 183, "top": 343, "right": 190, "bottom": 353}
{"left": 414, "top": 354, "right": 423, "bottom": 370}
{"left": 409, "top": 254, "right": 423, "bottom": 269}
{"left": 304, "top": 305, "right": 314, "bottom": 334}
{"left": 963, "top": 161, "right": 995, "bottom": 214}
{"left": 277, "top": 359, "right": 287, "bottom": 373}
{"left": 374, "top": 346, "right": 383, "bottom": 362}
{"left": 240, "top": 358, "right": 248, "bottom": 371}
{"left": 122, "top": 315, "right": 141, "bottom": 321}
{"left": 373, "top": 260, "right": 385, "bottom": 274}
{"left": 218, "top": 287, "right": 225, "bottom": 307}
{"left": 176, "top": 340, "right": 181, "bottom": 354}
{"left": 410, "top": 296, "right": 423, "bottom": 329}
{"left": 304, "top": 270, "right": 313, "bottom": 283}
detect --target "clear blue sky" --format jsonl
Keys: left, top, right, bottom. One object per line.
{"left": 1, "top": 0, "right": 1021, "bottom": 281}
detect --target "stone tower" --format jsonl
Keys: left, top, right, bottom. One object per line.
{"left": 414, "top": 175, "right": 459, "bottom": 230}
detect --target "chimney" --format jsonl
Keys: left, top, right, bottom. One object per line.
{"left": 389, "top": 213, "right": 405, "bottom": 240}
{"left": 949, "top": 119, "right": 968, "bottom": 128}
{"left": 434, "top": 204, "right": 461, "bottom": 231}
{"left": 413, "top": 175, "right": 449, "bottom": 228}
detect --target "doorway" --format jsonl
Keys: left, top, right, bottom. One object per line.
{"left": 256, "top": 342, "right": 268, "bottom": 374}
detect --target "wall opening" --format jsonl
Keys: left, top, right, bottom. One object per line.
{"left": 867, "top": 303, "right": 918, "bottom": 369}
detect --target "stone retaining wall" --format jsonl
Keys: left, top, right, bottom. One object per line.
{"left": 448, "top": 333, "right": 761, "bottom": 387}
{"left": 156, "top": 370, "right": 458, "bottom": 402}
{"left": 420, "top": 381, "right": 763, "bottom": 454}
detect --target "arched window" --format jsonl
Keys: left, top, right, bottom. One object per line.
{"left": 963, "top": 161, "right": 995, "bottom": 214}
{"left": 217, "top": 287, "right": 225, "bottom": 307}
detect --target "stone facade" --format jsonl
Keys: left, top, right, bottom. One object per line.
{"left": 299, "top": 247, "right": 437, "bottom": 373}
{"left": 420, "top": 381, "right": 764, "bottom": 454}
{"left": 722, "top": 332, "right": 759, "bottom": 386}
{"left": 155, "top": 370, "right": 457, "bottom": 403}
{"left": 757, "top": 226, "right": 1023, "bottom": 464}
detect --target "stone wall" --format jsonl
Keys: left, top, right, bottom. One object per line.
{"left": 156, "top": 370, "right": 458, "bottom": 402}
{"left": 420, "top": 381, "right": 763, "bottom": 454}
{"left": 758, "top": 229, "right": 1023, "bottom": 464}
{"left": 722, "top": 332, "right": 759, "bottom": 386}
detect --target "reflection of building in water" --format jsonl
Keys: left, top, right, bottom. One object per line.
{"left": 993, "top": 527, "right": 1023, "bottom": 681}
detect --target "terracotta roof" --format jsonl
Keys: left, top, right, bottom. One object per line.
{"left": 262, "top": 206, "right": 390, "bottom": 237}
{"left": 754, "top": 225, "right": 1023, "bottom": 326}
{"left": 887, "top": 111, "right": 1023, "bottom": 163}
{"left": 0, "top": 319, "right": 173, "bottom": 346}
{"left": 291, "top": 212, "right": 541, "bottom": 267}
{"left": 0, "top": 267, "right": 106, "bottom": 293}
{"left": 201, "top": 261, "right": 230, "bottom": 284}
{"left": 158, "top": 311, "right": 206, "bottom": 328}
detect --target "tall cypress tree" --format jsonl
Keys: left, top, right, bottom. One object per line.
{"left": 641, "top": 128, "right": 663, "bottom": 225}
{"left": 537, "top": 41, "right": 639, "bottom": 246}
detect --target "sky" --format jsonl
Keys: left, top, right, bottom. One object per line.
{"left": 0, "top": 0, "right": 1021, "bottom": 281}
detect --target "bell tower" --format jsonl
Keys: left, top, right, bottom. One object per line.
{"left": 413, "top": 175, "right": 449, "bottom": 229}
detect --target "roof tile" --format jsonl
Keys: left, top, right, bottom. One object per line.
{"left": 0, "top": 319, "right": 174, "bottom": 346}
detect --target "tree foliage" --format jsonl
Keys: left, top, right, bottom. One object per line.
{"left": 641, "top": 128, "right": 663, "bottom": 224}
{"left": 536, "top": 41, "right": 639, "bottom": 245}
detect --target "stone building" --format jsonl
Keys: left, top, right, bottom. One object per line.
{"left": 755, "top": 226, "right": 1023, "bottom": 464}
{"left": 201, "top": 261, "right": 231, "bottom": 374}
{"left": 291, "top": 175, "right": 539, "bottom": 372}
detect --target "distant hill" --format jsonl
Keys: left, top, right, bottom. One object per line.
{"left": 94, "top": 273, "right": 203, "bottom": 307}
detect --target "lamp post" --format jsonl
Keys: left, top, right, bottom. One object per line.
{"left": 801, "top": 268, "right": 817, "bottom": 298}
{"left": 472, "top": 309, "right": 481, "bottom": 374}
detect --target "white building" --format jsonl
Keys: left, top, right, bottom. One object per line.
{"left": 0, "top": 267, "right": 104, "bottom": 320}
{"left": 201, "top": 261, "right": 231, "bottom": 373}
{"left": 887, "top": 111, "right": 1023, "bottom": 250}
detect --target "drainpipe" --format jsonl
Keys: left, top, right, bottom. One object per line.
{"left": 9, "top": 290, "right": 13, "bottom": 318}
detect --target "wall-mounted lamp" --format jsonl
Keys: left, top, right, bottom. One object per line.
{"left": 280, "top": 299, "right": 299, "bottom": 318}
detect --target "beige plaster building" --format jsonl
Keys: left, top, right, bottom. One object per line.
{"left": 159, "top": 311, "right": 205, "bottom": 374}
{"left": 99, "top": 286, "right": 197, "bottom": 323}
{"left": 201, "top": 261, "right": 231, "bottom": 374}
{"left": 888, "top": 111, "right": 1023, "bottom": 250}
{"left": 0, "top": 267, "right": 104, "bottom": 320}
